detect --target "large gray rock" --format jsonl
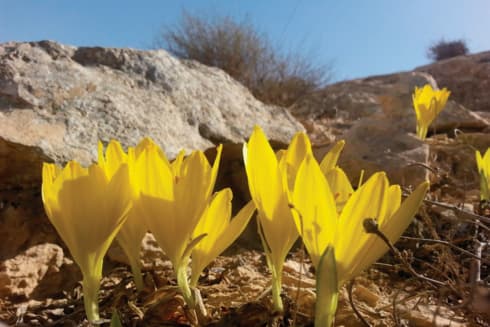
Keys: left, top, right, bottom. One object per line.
{"left": 0, "top": 40, "right": 302, "bottom": 171}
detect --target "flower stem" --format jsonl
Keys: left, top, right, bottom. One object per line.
{"left": 271, "top": 265, "right": 284, "bottom": 314}
{"left": 417, "top": 125, "right": 428, "bottom": 140}
{"left": 82, "top": 274, "right": 101, "bottom": 323}
{"left": 176, "top": 263, "right": 195, "bottom": 309}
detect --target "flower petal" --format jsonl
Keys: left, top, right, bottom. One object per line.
{"left": 335, "top": 172, "right": 388, "bottom": 284}
{"left": 293, "top": 154, "right": 337, "bottom": 268}
{"left": 319, "top": 140, "right": 345, "bottom": 173}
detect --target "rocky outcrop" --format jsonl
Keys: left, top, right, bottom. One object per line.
{"left": 0, "top": 40, "right": 302, "bottom": 172}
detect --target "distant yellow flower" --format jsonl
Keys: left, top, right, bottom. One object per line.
{"left": 42, "top": 161, "right": 131, "bottom": 322}
{"left": 243, "top": 126, "right": 310, "bottom": 312}
{"left": 476, "top": 148, "right": 490, "bottom": 200}
{"left": 136, "top": 143, "right": 222, "bottom": 307}
{"left": 98, "top": 138, "right": 155, "bottom": 291}
{"left": 190, "top": 189, "right": 255, "bottom": 287}
{"left": 412, "top": 84, "right": 450, "bottom": 140}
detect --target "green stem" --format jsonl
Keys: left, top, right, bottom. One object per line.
{"left": 417, "top": 125, "right": 428, "bottom": 140}
{"left": 189, "top": 270, "right": 199, "bottom": 289}
{"left": 82, "top": 274, "right": 101, "bottom": 323}
{"left": 176, "top": 263, "right": 195, "bottom": 309}
{"left": 271, "top": 265, "right": 284, "bottom": 314}
{"left": 315, "top": 246, "right": 338, "bottom": 327}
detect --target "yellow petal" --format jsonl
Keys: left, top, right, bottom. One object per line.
{"left": 338, "top": 179, "right": 428, "bottom": 286}
{"left": 381, "top": 181, "right": 429, "bottom": 243}
{"left": 135, "top": 137, "right": 164, "bottom": 158}
{"left": 98, "top": 140, "right": 128, "bottom": 179}
{"left": 136, "top": 145, "right": 173, "bottom": 199}
{"left": 319, "top": 140, "right": 345, "bottom": 173}
{"left": 208, "top": 144, "right": 223, "bottom": 198}
{"left": 171, "top": 150, "right": 186, "bottom": 177}
{"left": 139, "top": 194, "right": 180, "bottom": 265}
{"left": 190, "top": 190, "right": 255, "bottom": 286}
{"left": 477, "top": 149, "right": 490, "bottom": 200}
{"left": 293, "top": 154, "right": 337, "bottom": 268}
{"left": 280, "top": 132, "right": 313, "bottom": 193}
{"left": 243, "top": 126, "right": 298, "bottom": 272}
{"left": 324, "top": 167, "right": 353, "bottom": 213}
{"left": 219, "top": 200, "right": 255, "bottom": 253}
{"left": 384, "top": 184, "right": 401, "bottom": 220}
{"left": 335, "top": 172, "right": 388, "bottom": 284}
{"left": 96, "top": 163, "right": 132, "bottom": 256}
{"left": 174, "top": 151, "right": 212, "bottom": 228}
{"left": 243, "top": 126, "right": 282, "bottom": 218}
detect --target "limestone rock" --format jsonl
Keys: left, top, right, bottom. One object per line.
{"left": 0, "top": 243, "right": 79, "bottom": 299}
{"left": 0, "top": 40, "right": 302, "bottom": 169}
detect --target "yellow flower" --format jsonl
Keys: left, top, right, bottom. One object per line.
{"left": 291, "top": 155, "right": 338, "bottom": 269}
{"left": 476, "top": 148, "right": 490, "bottom": 200}
{"left": 190, "top": 188, "right": 255, "bottom": 287}
{"left": 293, "top": 154, "right": 429, "bottom": 283}
{"left": 412, "top": 84, "right": 450, "bottom": 140}
{"left": 334, "top": 172, "right": 428, "bottom": 285}
{"left": 42, "top": 161, "right": 132, "bottom": 322}
{"left": 243, "top": 126, "right": 311, "bottom": 312}
{"left": 98, "top": 138, "right": 154, "bottom": 291}
{"left": 292, "top": 155, "right": 428, "bottom": 325}
{"left": 136, "top": 142, "right": 222, "bottom": 307}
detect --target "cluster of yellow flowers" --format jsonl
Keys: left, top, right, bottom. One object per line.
{"left": 244, "top": 127, "right": 429, "bottom": 325}
{"left": 42, "top": 125, "right": 434, "bottom": 325}
{"left": 43, "top": 138, "right": 254, "bottom": 322}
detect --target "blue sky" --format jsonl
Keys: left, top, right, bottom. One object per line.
{"left": 1, "top": 1, "right": 489, "bottom": 82}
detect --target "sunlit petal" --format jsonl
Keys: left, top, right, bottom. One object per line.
{"left": 292, "top": 154, "right": 337, "bottom": 268}
{"left": 319, "top": 140, "right": 345, "bottom": 173}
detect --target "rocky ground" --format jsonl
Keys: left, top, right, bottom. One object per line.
{"left": 0, "top": 41, "right": 489, "bottom": 326}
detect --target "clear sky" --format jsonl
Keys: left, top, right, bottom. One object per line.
{"left": 1, "top": 0, "right": 489, "bottom": 82}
